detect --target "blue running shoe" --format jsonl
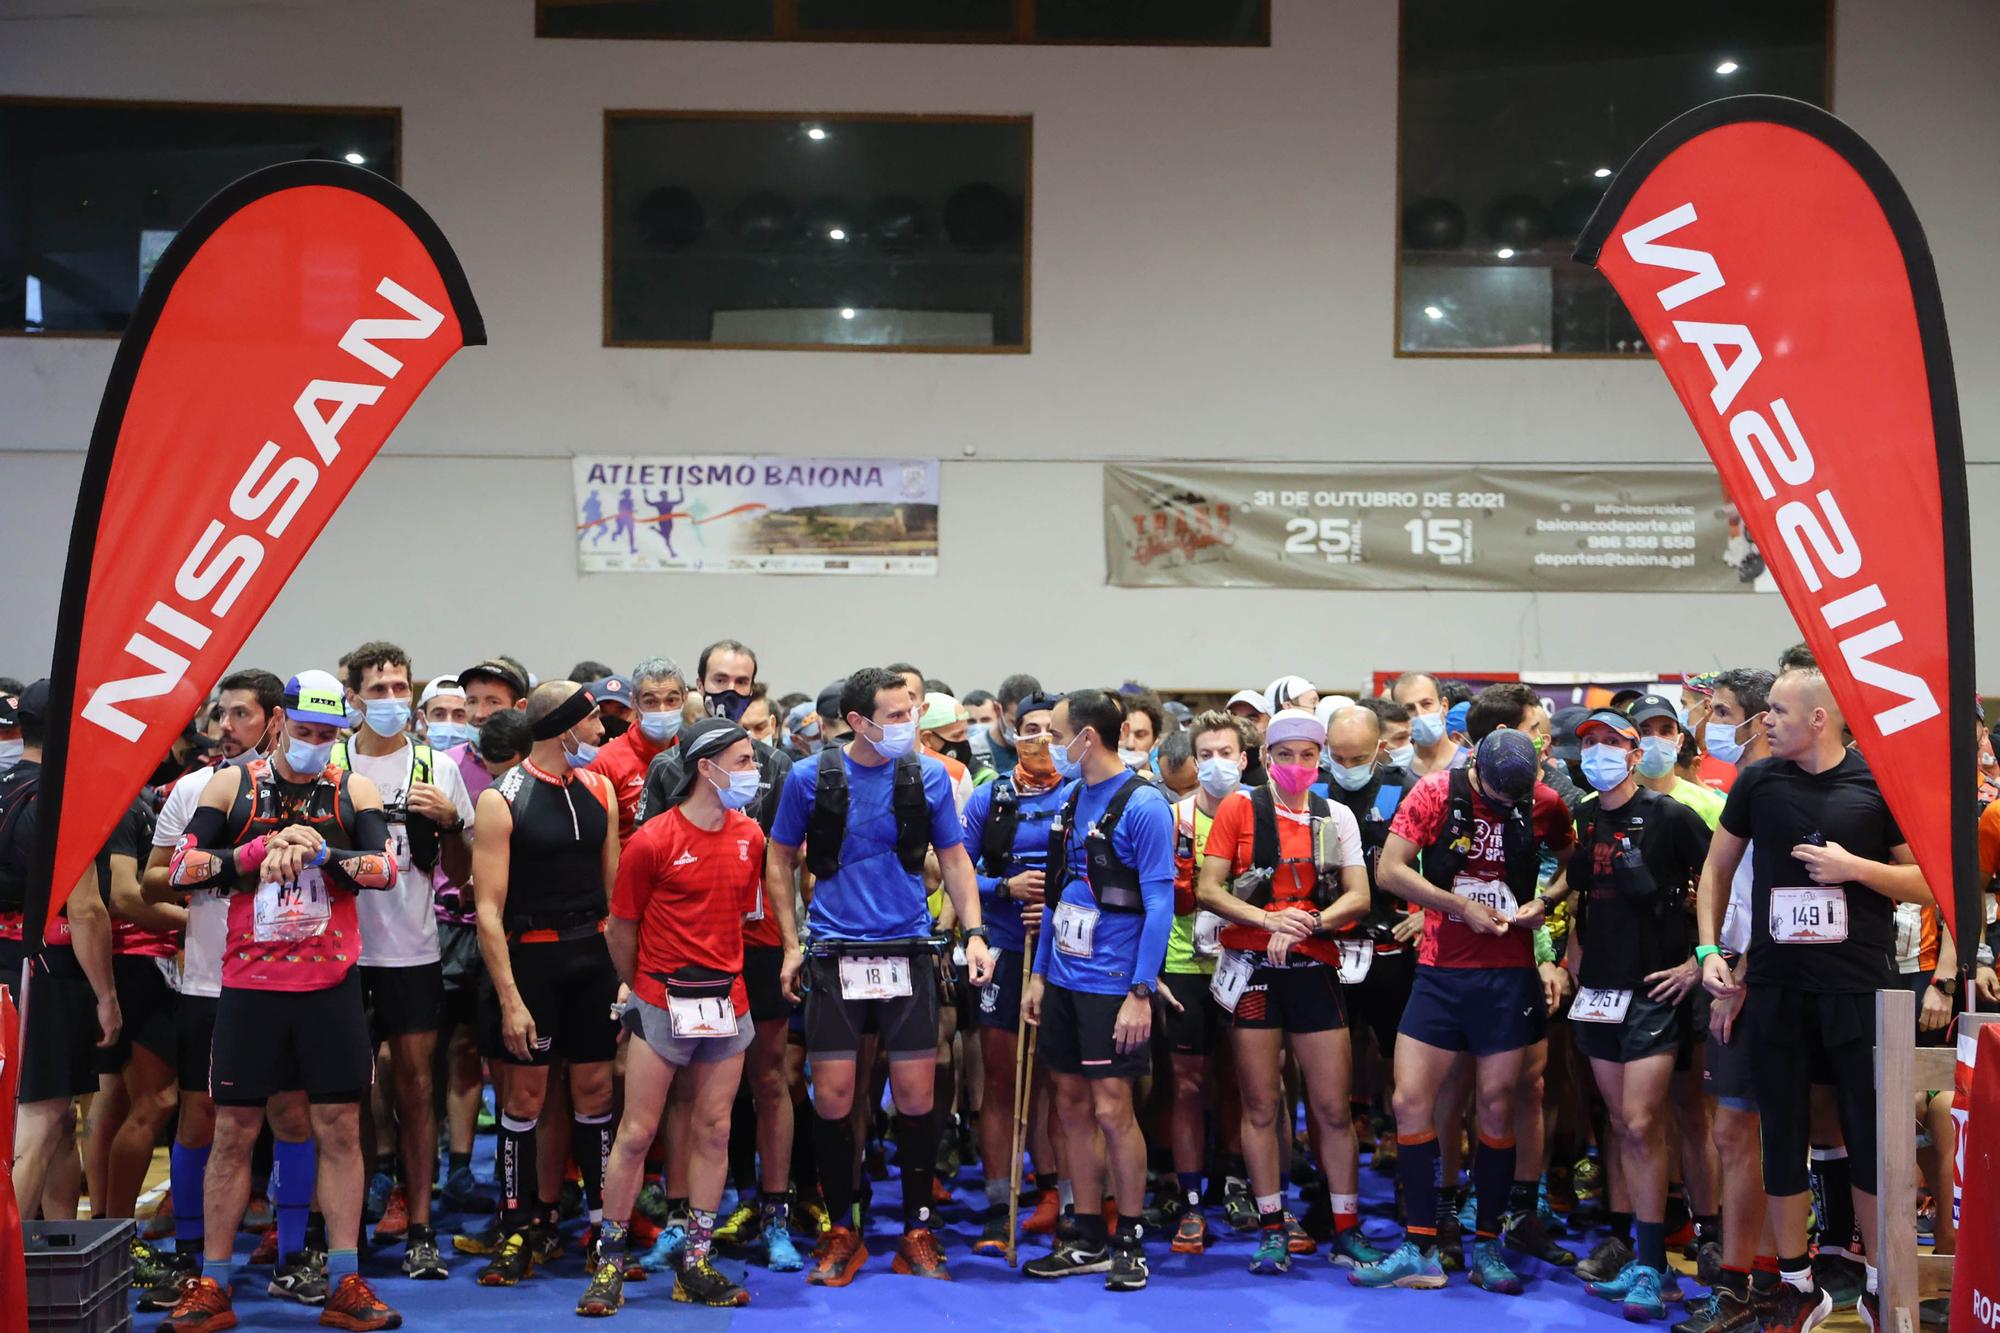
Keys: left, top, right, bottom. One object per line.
{"left": 1347, "top": 1240, "right": 1447, "bottom": 1290}
{"left": 637, "top": 1222, "right": 687, "bottom": 1272}
{"left": 1457, "top": 1191, "right": 1478, "bottom": 1232}
{"left": 765, "top": 1225, "right": 804, "bottom": 1273}
{"left": 1620, "top": 1265, "right": 1667, "bottom": 1322}
{"left": 1590, "top": 1259, "right": 1645, "bottom": 1300}
{"left": 1249, "top": 1229, "right": 1292, "bottom": 1275}
{"left": 363, "top": 1172, "right": 394, "bottom": 1225}
{"left": 1468, "top": 1239, "right": 1525, "bottom": 1295}
{"left": 1329, "top": 1227, "right": 1387, "bottom": 1269}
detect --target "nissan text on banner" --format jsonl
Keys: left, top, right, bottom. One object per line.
{"left": 25, "top": 162, "right": 484, "bottom": 947}
{"left": 1575, "top": 95, "right": 1978, "bottom": 951}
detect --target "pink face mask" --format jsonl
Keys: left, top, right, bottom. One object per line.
{"left": 1271, "top": 763, "right": 1318, "bottom": 796}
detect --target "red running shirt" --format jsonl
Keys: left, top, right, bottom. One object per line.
{"left": 612, "top": 806, "right": 765, "bottom": 1015}
{"left": 1388, "top": 770, "right": 1574, "bottom": 970}
{"left": 1205, "top": 789, "right": 1363, "bottom": 967}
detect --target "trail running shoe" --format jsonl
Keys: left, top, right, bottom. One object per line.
{"left": 1503, "top": 1209, "right": 1578, "bottom": 1267}
{"left": 269, "top": 1255, "right": 329, "bottom": 1305}
{"left": 575, "top": 1259, "right": 624, "bottom": 1317}
{"left": 972, "top": 1211, "right": 1010, "bottom": 1257}
{"left": 440, "top": 1165, "right": 494, "bottom": 1212}
{"left": 319, "top": 1274, "right": 402, "bottom": 1331}
{"left": 161, "top": 1275, "right": 236, "bottom": 1333}
{"left": 1619, "top": 1265, "right": 1669, "bottom": 1323}
{"left": 1468, "top": 1239, "right": 1525, "bottom": 1295}
{"left": 1329, "top": 1226, "right": 1387, "bottom": 1268}
{"left": 1105, "top": 1240, "right": 1149, "bottom": 1292}
{"left": 1023, "top": 1236, "right": 1111, "bottom": 1279}
{"left": 1172, "top": 1207, "right": 1210, "bottom": 1255}
{"left": 135, "top": 1253, "right": 201, "bottom": 1311}
{"left": 672, "top": 1257, "right": 749, "bottom": 1307}
{"left": 453, "top": 1219, "right": 505, "bottom": 1256}
{"left": 806, "top": 1224, "right": 868, "bottom": 1287}
{"left": 1758, "top": 1282, "right": 1832, "bottom": 1333}
{"left": 765, "top": 1222, "right": 804, "bottom": 1272}
{"left": 1223, "top": 1179, "right": 1258, "bottom": 1232}
{"left": 475, "top": 1232, "right": 534, "bottom": 1287}
{"left": 892, "top": 1227, "right": 951, "bottom": 1279}
{"left": 712, "top": 1203, "right": 760, "bottom": 1247}
{"left": 364, "top": 1172, "right": 394, "bottom": 1225}
{"left": 1283, "top": 1212, "right": 1317, "bottom": 1255}
{"left": 1250, "top": 1228, "right": 1292, "bottom": 1275}
{"left": 1347, "top": 1240, "right": 1447, "bottom": 1290}
{"left": 637, "top": 1219, "right": 686, "bottom": 1272}
{"left": 1670, "top": 1286, "right": 1761, "bottom": 1333}
{"left": 1020, "top": 1189, "right": 1059, "bottom": 1236}
{"left": 402, "top": 1235, "right": 448, "bottom": 1280}
{"left": 1434, "top": 1212, "right": 1465, "bottom": 1271}
{"left": 1576, "top": 1236, "right": 1637, "bottom": 1284}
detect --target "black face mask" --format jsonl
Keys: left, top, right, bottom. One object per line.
{"left": 944, "top": 739, "right": 974, "bottom": 767}
{"left": 706, "top": 690, "right": 751, "bottom": 723}
{"left": 600, "top": 715, "right": 631, "bottom": 741}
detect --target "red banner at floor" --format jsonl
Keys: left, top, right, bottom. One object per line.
{"left": 1950, "top": 1023, "right": 2000, "bottom": 1331}
{"left": 1577, "top": 96, "right": 1978, "bottom": 947}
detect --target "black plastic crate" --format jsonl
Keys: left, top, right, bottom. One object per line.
{"left": 26, "top": 1272, "right": 130, "bottom": 1333}
{"left": 23, "top": 1217, "right": 133, "bottom": 1313}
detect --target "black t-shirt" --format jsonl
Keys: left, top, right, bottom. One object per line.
{"left": 1570, "top": 788, "right": 1710, "bottom": 989}
{"left": 1719, "top": 750, "right": 1902, "bottom": 993}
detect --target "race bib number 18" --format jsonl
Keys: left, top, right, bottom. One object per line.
{"left": 838, "top": 955, "right": 913, "bottom": 1000}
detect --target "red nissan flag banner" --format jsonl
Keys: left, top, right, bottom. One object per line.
{"left": 0, "top": 985, "right": 23, "bottom": 1333}
{"left": 25, "top": 162, "right": 483, "bottom": 943}
{"left": 1575, "top": 96, "right": 1978, "bottom": 949}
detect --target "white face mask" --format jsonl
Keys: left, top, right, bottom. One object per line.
{"left": 0, "top": 739, "right": 21, "bottom": 772}
{"left": 639, "top": 709, "right": 682, "bottom": 744}
{"left": 1410, "top": 712, "right": 1447, "bottom": 748}
{"left": 1386, "top": 744, "right": 1416, "bottom": 769}
{"left": 562, "top": 729, "right": 599, "bottom": 769}
{"left": 1196, "top": 756, "right": 1241, "bottom": 799}
{"left": 869, "top": 719, "right": 917, "bottom": 759}
{"left": 1118, "top": 747, "right": 1150, "bottom": 770}
{"left": 1329, "top": 760, "right": 1375, "bottom": 792}
{"left": 1705, "top": 720, "right": 1747, "bottom": 765}
{"left": 286, "top": 737, "right": 335, "bottom": 774}
{"left": 1580, "top": 743, "right": 1635, "bottom": 792}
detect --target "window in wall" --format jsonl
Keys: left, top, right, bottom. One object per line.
{"left": 540, "top": 0, "right": 1269, "bottom": 45}
{"left": 606, "top": 112, "right": 1030, "bottom": 351}
{"left": 0, "top": 98, "right": 399, "bottom": 336}
{"left": 1398, "top": 0, "right": 1829, "bottom": 356}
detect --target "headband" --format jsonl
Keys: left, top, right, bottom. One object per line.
{"left": 530, "top": 687, "right": 596, "bottom": 741}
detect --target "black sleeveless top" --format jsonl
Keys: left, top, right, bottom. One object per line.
{"left": 496, "top": 760, "right": 611, "bottom": 930}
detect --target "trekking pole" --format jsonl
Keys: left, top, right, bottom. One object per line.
{"left": 1006, "top": 926, "right": 1039, "bottom": 1267}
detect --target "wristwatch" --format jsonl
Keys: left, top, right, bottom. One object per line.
{"left": 963, "top": 925, "right": 991, "bottom": 944}
{"left": 1128, "top": 982, "right": 1154, "bottom": 999}
{"left": 1932, "top": 975, "right": 1959, "bottom": 997}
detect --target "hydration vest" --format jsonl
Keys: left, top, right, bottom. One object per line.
{"left": 1049, "top": 774, "right": 1147, "bottom": 914}
{"left": 330, "top": 739, "right": 439, "bottom": 873}
{"left": 1420, "top": 766, "right": 1540, "bottom": 900}
{"left": 804, "top": 750, "right": 931, "bottom": 880}
{"left": 1234, "top": 785, "right": 1345, "bottom": 910}
{"left": 1568, "top": 789, "right": 1674, "bottom": 908}
{"left": 223, "top": 757, "right": 356, "bottom": 849}
{"left": 979, "top": 776, "right": 1061, "bottom": 876}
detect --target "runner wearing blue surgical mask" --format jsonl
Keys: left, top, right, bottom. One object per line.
{"left": 1390, "top": 672, "right": 1453, "bottom": 778}
{"left": 420, "top": 678, "right": 474, "bottom": 752}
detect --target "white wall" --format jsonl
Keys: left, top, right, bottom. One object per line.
{"left": 3, "top": 0, "right": 1997, "bottom": 695}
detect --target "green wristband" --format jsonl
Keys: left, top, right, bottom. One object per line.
{"left": 1694, "top": 945, "right": 1722, "bottom": 964}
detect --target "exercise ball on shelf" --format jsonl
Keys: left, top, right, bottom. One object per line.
{"left": 1482, "top": 193, "right": 1549, "bottom": 249}
{"left": 1401, "top": 196, "right": 1467, "bottom": 251}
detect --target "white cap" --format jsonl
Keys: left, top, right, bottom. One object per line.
{"left": 1264, "top": 708, "right": 1326, "bottom": 748}
{"left": 1265, "top": 675, "right": 1315, "bottom": 715}
{"left": 419, "top": 677, "right": 465, "bottom": 708}
{"left": 1314, "top": 696, "right": 1357, "bottom": 729}
{"left": 1227, "top": 688, "right": 1269, "bottom": 714}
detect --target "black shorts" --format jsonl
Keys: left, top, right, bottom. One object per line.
{"left": 1161, "top": 970, "right": 1222, "bottom": 1056}
{"left": 480, "top": 934, "right": 621, "bottom": 1067}
{"left": 977, "top": 948, "right": 1025, "bottom": 1033}
{"left": 802, "top": 951, "right": 939, "bottom": 1060}
{"left": 1398, "top": 965, "right": 1547, "bottom": 1057}
{"left": 96, "top": 953, "right": 178, "bottom": 1076}
{"left": 14, "top": 947, "right": 100, "bottom": 1104}
{"left": 743, "top": 945, "right": 789, "bottom": 1025}
{"left": 1742, "top": 985, "right": 1878, "bottom": 1198}
{"left": 1232, "top": 962, "right": 1348, "bottom": 1035}
{"left": 1344, "top": 947, "right": 1416, "bottom": 1053}
{"left": 211, "top": 971, "right": 372, "bottom": 1106}
{"left": 1036, "top": 981, "right": 1149, "bottom": 1080}
{"left": 361, "top": 962, "right": 444, "bottom": 1041}
{"left": 177, "top": 995, "right": 220, "bottom": 1094}
{"left": 1570, "top": 987, "right": 1684, "bottom": 1065}
{"left": 437, "top": 920, "right": 482, "bottom": 1028}
{"left": 1704, "top": 1019, "right": 1758, "bottom": 1109}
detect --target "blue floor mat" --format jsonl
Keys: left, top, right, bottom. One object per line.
{"left": 141, "top": 1137, "right": 1682, "bottom": 1331}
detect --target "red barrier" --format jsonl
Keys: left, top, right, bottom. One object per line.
{"left": 1950, "top": 1023, "right": 2000, "bottom": 1331}
{"left": 0, "top": 983, "right": 27, "bottom": 1333}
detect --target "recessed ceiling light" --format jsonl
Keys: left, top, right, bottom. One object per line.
{"left": 1593, "top": 166, "right": 1612, "bottom": 179}
{"left": 1424, "top": 305, "right": 1444, "bottom": 320}
{"left": 807, "top": 127, "right": 827, "bottom": 140}
{"left": 1715, "top": 60, "right": 1738, "bottom": 74}
{"left": 828, "top": 228, "right": 846, "bottom": 241}
{"left": 1496, "top": 248, "right": 1515, "bottom": 260}
{"left": 344, "top": 152, "right": 366, "bottom": 165}
{"left": 840, "top": 307, "right": 856, "bottom": 319}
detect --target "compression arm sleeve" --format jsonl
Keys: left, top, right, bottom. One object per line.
{"left": 323, "top": 807, "right": 398, "bottom": 891}
{"left": 168, "top": 805, "right": 263, "bottom": 891}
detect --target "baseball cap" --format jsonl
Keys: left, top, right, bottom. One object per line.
{"left": 1227, "top": 689, "right": 1269, "bottom": 716}
{"left": 589, "top": 675, "right": 635, "bottom": 712}
{"left": 1549, "top": 704, "right": 1590, "bottom": 765}
{"left": 1625, "top": 693, "right": 1681, "bottom": 729}
{"left": 15, "top": 679, "right": 50, "bottom": 723}
{"left": 1264, "top": 708, "right": 1326, "bottom": 749}
{"left": 919, "top": 691, "right": 960, "bottom": 732}
{"left": 1445, "top": 700, "right": 1471, "bottom": 736}
{"left": 1474, "top": 728, "right": 1540, "bottom": 803}
{"left": 284, "top": 670, "right": 349, "bottom": 727}
{"left": 1265, "top": 675, "right": 1315, "bottom": 715}
{"left": 1608, "top": 687, "right": 1645, "bottom": 712}
{"left": 1576, "top": 709, "right": 1640, "bottom": 744}
{"left": 459, "top": 659, "right": 529, "bottom": 699}
{"left": 815, "top": 679, "right": 847, "bottom": 727}
{"left": 1013, "top": 691, "right": 1064, "bottom": 727}
{"left": 418, "top": 677, "right": 465, "bottom": 709}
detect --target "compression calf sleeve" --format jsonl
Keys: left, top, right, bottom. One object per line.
{"left": 811, "top": 1110, "right": 857, "bottom": 1223}
{"left": 271, "top": 1138, "right": 315, "bottom": 1261}
{"left": 1396, "top": 1132, "right": 1440, "bottom": 1251}
{"left": 171, "top": 1142, "right": 210, "bottom": 1251}
{"left": 499, "top": 1113, "right": 539, "bottom": 1229}
{"left": 1473, "top": 1134, "right": 1516, "bottom": 1238}
{"left": 572, "top": 1111, "right": 613, "bottom": 1224}
{"left": 896, "top": 1111, "right": 941, "bottom": 1231}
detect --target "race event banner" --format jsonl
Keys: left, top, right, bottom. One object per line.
{"left": 1104, "top": 463, "right": 1773, "bottom": 593}
{"left": 573, "top": 455, "right": 940, "bottom": 575}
